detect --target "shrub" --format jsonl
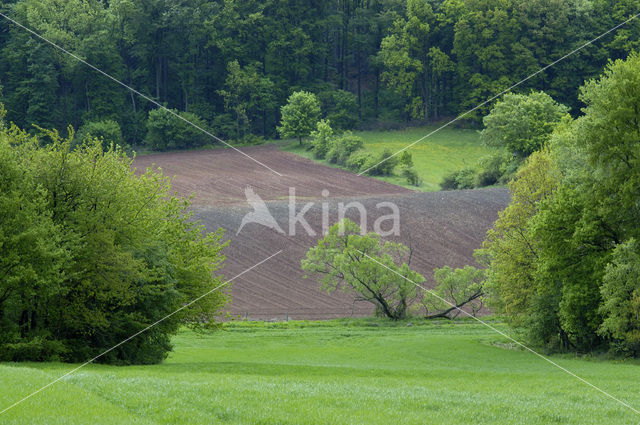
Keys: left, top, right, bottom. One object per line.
{"left": 599, "top": 239, "right": 640, "bottom": 356}
{"left": 346, "top": 149, "right": 375, "bottom": 172}
{"left": 366, "top": 148, "right": 398, "bottom": 176}
{"left": 145, "top": 108, "right": 210, "bottom": 151}
{"left": 310, "top": 119, "right": 334, "bottom": 159}
{"left": 76, "top": 120, "right": 124, "bottom": 150}
{"left": 399, "top": 150, "right": 414, "bottom": 168}
{"left": 401, "top": 166, "right": 422, "bottom": 186}
{"left": 238, "top": 134, "right": 264, "bottom": 146}
{"left": 474, "top": 152, "right": 512, "bottom": 187}
{"left": 0, "top": 337, "right": 68, "bottom": 362}
{"left": 0, "top": 127, "right": 227, "bottom": 364}
{"left": 327, "top": 132, "right": 364, "bottom": 165}
{"left": 440, "top": 167, "right": 477, "bottom": 190}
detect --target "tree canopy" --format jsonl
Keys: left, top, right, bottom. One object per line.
{"left": 302, "top": 219, "right": 423, "bottom": 320}
{"left": 0, "top": 124, "right": 227, "bottom": 364}
{"left": 482, "top": 52, "right": 640, "bottom": 354}
{"left": 0, "top": 0, "right": 637, "bottom": 148}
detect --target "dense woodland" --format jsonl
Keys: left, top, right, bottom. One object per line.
{"left": 0, "top": 0, "right": 639, "bottom": 148}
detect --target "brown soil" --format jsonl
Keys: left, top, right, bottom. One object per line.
{"left": 134, "top": 146, "right": 510, "bottom": 320}
{"left": 134, "top": 145, "right": 411, "bottom": 206}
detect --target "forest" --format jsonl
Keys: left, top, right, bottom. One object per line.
{"left": 0, "top": 0, "right": 639, "bottom": 149}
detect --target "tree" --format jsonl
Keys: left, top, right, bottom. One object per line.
{"left": 481, "top": 149, "right": 560, "bottom": 332}
{"left": 218, "top": 60, "right": 275, "bottom": 139}
{"left": 278, "top": 91, "right": 321, "bottom": 145}
{"left": 378, "top": 0, "right": 436, "bottom": 120}
{"left": 302, "top": 219, "right": 423, "bottom": 320}
{"left": 598, "top": 239, "right": 640, "bottom": 356}
{"left": 423, "top": 266, "right": 485, "bottom": 319}
{"left": 0, "top": 124, "right": 228, "bottom": 364}
{"left": 326, "top": 131, "right": 364, "bottom": 166}
{"left": 76, "top": 120, "right": 124, "bottom": 150}
{"left": 144, "top": 108, "right": 210, "bottom": 151}
{"left": 310, "top": 119, "right": 334, "bottom": 159}
{"left": 317, "top": 89, "right": 358, "bottom": 131}
{"left": 481, "top": 91, "right": 568, "bottom": 158}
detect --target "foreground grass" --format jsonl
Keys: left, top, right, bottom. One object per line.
{"left": 1, "top": 320, "right": 639, "bottom": 424}
{"left": 282, "top": 125, "right": 494, "bottom": 191}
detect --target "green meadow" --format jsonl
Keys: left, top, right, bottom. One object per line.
{"left": 1, "top": 320, "right": 638, "bottom": 424}
{"left": 282, "top": 125, "right": 494, "bottom": 191}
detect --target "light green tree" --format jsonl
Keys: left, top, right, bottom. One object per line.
{"left": 481, "top": 91, "right": 568, "bottom": 158}
{"left": 218, "top": 60, "right": 275, "bottom": 139}
{"left": 302, "top": 219, "right": 423, "bottom": 320}
{"left": 598, "top": 239, "right": 640, "bottom": 355}
{"left": 278, "top": 91, "right": 321, "bottom": 145}
{"left": 424, "top": 266, "right": 485, "bottom": 319}
{"left": 309, "top": 119, "right": 334, "bottom": 159}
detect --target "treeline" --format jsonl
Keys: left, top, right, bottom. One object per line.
{"left": 0, "top": 122, "right": 227, "bottom": 364}
{"left": 481, "top": 53, "right": 640, "bottom": 355}
{"left": 0, "top": 0, "right": 638, "bottom": 149}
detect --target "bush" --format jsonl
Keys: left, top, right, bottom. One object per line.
{"left": 0, "top": 337, "right": 68, "bottom": 362}
{"left": 399, "top": 150, "right": 414, "bottom": 168}
{"left": 0, "top": 127, "right": 227, "bottom": 364}
{"left": 346, "top": 149, "right": 375, "bottom": 172}
{"left": 145, "top": 108, "right": 211, "bottom": 151}
{"left": 440, "top": 167, "right": 477, "bottom": 190}
{"left": 327, "top": 132, "right": 364, "bottom": 165}
{"left": 310, "top": 119, "right": 334, "bottom": 159}
{"left": 317, "top": 89, "right": 358, "bottom": 130}
{"left": 76, "top": 120, "right": 124, "bottom": 150}
{"left": 599, "top": 239, "right": 640, "bottom": 356}
{"left": 401, "top": 166, "right": 422, "bottom": 186}
{"left": 474, "top": 152, "right": 513, "bottom": 187}
{"left": 366, "top": 148, "right": 398, "bottom": 176}
{"left": 238, "top": 134, "right": 265, "bottom": 146}
{"left": 210, "top": 112, "right": 236, "bottom": 141}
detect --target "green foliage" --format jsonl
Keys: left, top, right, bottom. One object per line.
{"left": 76, "top": 119, "right": 124, "bottom": 150}
{"left": 0, "top": 124, "right": 227, "bottom": 364}
{"left": 1, "top": 0, "right": 638, "bottom": 145}
{"left": 317, "top": 89, "right": 358, "bottom": 130}
{"left": 365, "top": 148, "right": 399, "bottom": 176}
{"left": 144, "top": 108, "right": 210, "bottom": 151}
{"left": 345, "top": 149, "right": 375, "bottom": 172}
{"left": 278, "top": 91, "right": 321, "bottom": 145}
{"left": 424, "top": 266, "right": 485, "bottom": 318}
{"left": 401, "top": 165, "right": 422, "bottom": 186}
{"left": 326, "top": 132, "right": 364, "bottom": 166}
{"left": 483, "top": 53, "right": 640, "bottom": 354}
{"left": 481, "top": 91, "right": 568, "bottom": 158}
{"left": 598, "top": 239, "right": 640, "bottom": 356}
{"left": 309, "top": 119, "right": 333, "bottom": 159}
{"left": 302, "top": 219, "right": 424, "bottom": 320}
{"left": 440, "top": 167, "right": 476, "bottom": 190}
{"left": 481, "top": 149, "right": 559, "bottom": 332}
{"left": 218, "top": 60, "right": 275, "bottom": 139}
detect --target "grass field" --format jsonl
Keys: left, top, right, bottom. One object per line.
{"left": 282, "top": 125, "right": 494, "bottom": 191}
{"left": 1, "top": 320, "right": 639, "bottom": 424}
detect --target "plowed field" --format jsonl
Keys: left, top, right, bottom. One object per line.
{"left": 135, "top": 146, "right": 510, "bottom": 319}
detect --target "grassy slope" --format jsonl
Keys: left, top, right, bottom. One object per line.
{"left": 281, "top": 125, "right": 494, "bottom": 191}
{"left": 1, "top": 320, "right": 639, "bottom": 424}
